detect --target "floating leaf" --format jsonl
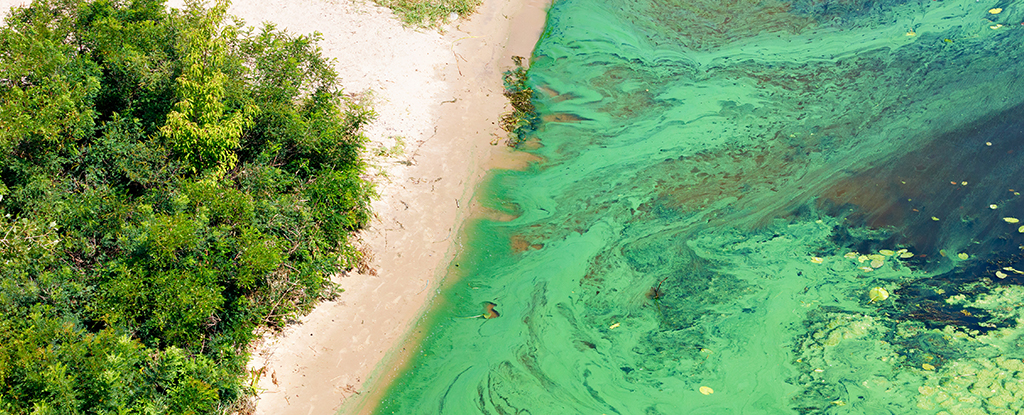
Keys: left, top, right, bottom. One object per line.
{"left": 810, "top": 257, "right": 823, "bottom": 264}
{"left": 879, "top": 249, "right": 895, "bottom": 256}
{"left": 922, "top": 363, "right": 936, "bottom": 370}
{"left": 870, "top": 259, "right": 884, "bottom": 268}
{"left": 1018, "top": 225, "right": 1024, "bottom": 233}
{"left": 932, "top": 216, "right": 940, "bottom": 221}
{"left": 868, "top": 254, "right": 885, "bottom": 261}
{"left": 989, "top": 7, "right": 1003, "bottom": 14}
{"left": 869, "top": 287, "right": 889, "bottom": 302}
{"left": 1004, "top": 217, "right": 1020, "bottom": 224}
{"left": 699, "top": 386, "right": 714, "bottom": 395}
{"left": 484, "top": 302, "right": 500, "bottom": 319}
{"left": 957, "top": 252, "right": 969, "bottom": 260}
{"left": 996, "top": 271, "right": 1008, "bottom": 279}
{"left": 844, "top": 252, "right": 859, "bottom": 259}
{"left": 609, "top": 322, "right": 620, "bottom": 329}
{"left": 899, "top": 252, "right": 915, "bottom": 258}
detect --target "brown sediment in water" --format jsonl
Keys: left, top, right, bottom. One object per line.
{"left": 479, "top": 206, "right": 522, "bottom": 222}
{"left": 536, "top": 84, "right": 580, "bottom": 103}
{"left": 519, "top": 137, "right": 545, "bottom": 150}
{"left": 484, "top": 147, "right": 547, "bottom": 171}
{"left": 510, "top": 233, "right": 545, "bottom": 253}
{"left": 543, "top": 112, "right": 590, "bottom": 123}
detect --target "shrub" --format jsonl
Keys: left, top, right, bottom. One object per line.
{"left": 0, "top": 0, "right": 375, "bottom": 411}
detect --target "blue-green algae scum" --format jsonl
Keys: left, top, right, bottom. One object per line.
{"left": 373, "top": 0, "right": 1024, "bottom": 413}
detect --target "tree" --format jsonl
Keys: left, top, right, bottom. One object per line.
{"left": 161, "top": 1, "right": 255, "bottom": 176}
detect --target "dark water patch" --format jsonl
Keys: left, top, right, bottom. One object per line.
{"left": 818, "top": 100, "right": 1024, "bottom": 256}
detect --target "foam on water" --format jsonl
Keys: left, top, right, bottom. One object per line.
{"left": 374, "top": 0, "right": 1024, "bottom": 413}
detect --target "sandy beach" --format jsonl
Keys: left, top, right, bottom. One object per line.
{"left": 224, "top": 0, "right": 549, "bottom": 413}
{"left": 2, "top": 0, "right": 547, "bottom": 413}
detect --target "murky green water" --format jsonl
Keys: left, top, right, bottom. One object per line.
{"left": 373, "top": 0, "right": 1024, "bottom": 413}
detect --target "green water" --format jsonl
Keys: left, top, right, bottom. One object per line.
{"left": 374, "top": 0, "right": 1024, "bottom": 413}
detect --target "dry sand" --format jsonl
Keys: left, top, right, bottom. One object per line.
{"left": 1, "top": 0, "right": 548, "bottom": 412}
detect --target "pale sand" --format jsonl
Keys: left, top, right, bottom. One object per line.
{"left": 1, "top": 0, "right": 547, "bottom": 412}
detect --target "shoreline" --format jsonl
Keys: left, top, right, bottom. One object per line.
{"left": 230, "top": 0, "right": 550, "bottom": 414}
{"left": 341, "top": 0, "right": 552, "bottom": 412}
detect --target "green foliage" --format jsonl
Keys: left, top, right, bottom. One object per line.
{"left": 374, "top": 0, "right": 482, "bottom": 27}
{"left": 0, "top": 1, "right": 102, "bottom": 152}
{"left": 161, "top": 1, "right": 256, "bottom": 176}
{"left": 0, "top": 0, "right": 375, "bottom": 412}
{"left": 499, "top": 56, "right": 539, "bottom": 147}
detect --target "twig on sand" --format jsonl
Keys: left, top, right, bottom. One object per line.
{"left": 450, "top": 35, "right": 479, "bottom": 76}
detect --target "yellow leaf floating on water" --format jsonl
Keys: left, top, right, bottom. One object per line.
{"left": 609, "top": 322, "right": 620, "bottom": 330}
{"left": 869, "top": 287, "right": 889, "bottom": 303}
{"left": 989, "top": 7, "right": 1003, "bottom": 14}
{"left": 932, "top": 216, "right": 940, "bottom": 221}
{"left": 810, "top": 257, "right": 823, "bottom": 264}
{"left": 870, "top": 259, "right": 884, "bottom": 268}
{"left": 699, "top": 386, "right": 714, "bottom": 395}
{"left": 844, "top": 252, "right": 859, "bottom": 259}
{"left": 879, "top": 249, "right": 895, "bottom": 256}
{"left": 922, "top": 363, "right": 936, "bottom": 371}
{"left": 1018, "top": 225, "right": 1024, "bottom": 233}
{"left": 957, "top": 252, "right": 969, "bottom": 260}
{"left": 868, "top": 254, "right": 885, "bottom": 261}
{"left": 1004, "top": 217, "right": 1020, "bottom": 224}
{"left": 996, "top": 271, "right": 1008, "bottom": 279}
{"left": 900, "top": 252, "right": 915, "bottom": 259}
{"left": 991, "top": 204, "right": 999, "bottom": 209}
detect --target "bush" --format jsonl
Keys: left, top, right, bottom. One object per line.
{"left": 0, "top": 0, "right": 375, "bottom": 412}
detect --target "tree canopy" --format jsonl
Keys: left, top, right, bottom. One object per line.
{"left": 0, "top": 0, "right": 374, "bottom": 412}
